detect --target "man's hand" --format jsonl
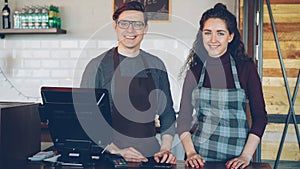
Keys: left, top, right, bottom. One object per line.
{"left": 116, "top": 147, "right": 148, "bottom": 162}
{"left": 107, "top": 143, "right": 148, "bottom": 162}
{"left": 154, "top": 150, "right": 176, "bottom": 164}
{"left": 185, "top": 152, "right": 205, "bottom": 168}
{"left": 156, "top": 134, "right": 176, "bottom": 164}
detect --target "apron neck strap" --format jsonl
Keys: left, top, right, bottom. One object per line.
{"left": 230, "top": 56, "right": 241, "bottom": 89}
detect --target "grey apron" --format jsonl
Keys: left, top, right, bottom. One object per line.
{"left": 111, "top": 50, "right": 160, "bottom": 157}
{"left": 191, "top": 56, "right": 249, "bottom": 161}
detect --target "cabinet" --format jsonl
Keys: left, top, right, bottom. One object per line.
{"left": 0, "top": 28, "right": 67, "bottom": 38}
{"left": 0, "top": 102, "right": 41, "bottom": 169}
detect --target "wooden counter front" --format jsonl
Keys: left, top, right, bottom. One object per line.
{"left": 0, "top": 102, "right": 41, "bottom": 169}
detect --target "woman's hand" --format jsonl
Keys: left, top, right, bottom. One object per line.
{"left": 185, "top": 152, "right": 205, "bottom": 168}
{"left": 154, "top": 150, "right": 176, "bottom": 164}
{"left": 226, "top": 134, "right": 260, "bottom": 169}
{"left": 226, "top": 155, "right": 251, "bottom": 169}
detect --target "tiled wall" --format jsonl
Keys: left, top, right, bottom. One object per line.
{"left": 0, "top": 37, "right": 191, "bottom": 161}
{"left": 0, "top": 38, "right": 190, "bottom": 110}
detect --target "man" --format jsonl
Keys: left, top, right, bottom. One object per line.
{"left": 80, "top": 1, "right": 176, "bottom": 164}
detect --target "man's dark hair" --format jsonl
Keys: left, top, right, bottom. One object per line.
{"left": 113, "top": 1, "right": 148, "bottom": 25}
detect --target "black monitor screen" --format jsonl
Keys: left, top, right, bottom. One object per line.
{"left": 40, "top": 86, "right": 112, "bottom": 157}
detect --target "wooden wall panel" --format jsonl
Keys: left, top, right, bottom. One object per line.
{"left": 240, "top": 0, "right": 300, "bottom": 161}
{"left": 241, "top": 0, "right": 300, "bottom": 5}
{"left": 266, "top": 123, "right": 300, "bottom": 134}
{"left": 262, "top": 142, "right": 300, "bottom": 160}
{"left": 263, "top": 41, "right": 300, "bottom": 51}
{"left": 263, "top": 68, "right": 299, "bottom": 77}
{"left": 262, "top": 59, "right": 300, "bottom": 69}
{"left": 263, "top": 50, "right": 300, "bottom": 59}
{"left": 264, "top": 14, "right": 300, "bottom": 23}
{"left": 263, "top": 87, "right": 299, "bottom": 110}
{"left": 266, "top": 104, "right": 300, "bottom": 115}
{"left": 263, "top": 23, "right": 300, "bottom": 33}
{"left": 264, "top": 4, "right": 300, "bottom": 14}
{"left": 268, "top": 0, "right": 300, "bottom": 4}
{"left": 263, "top": 77, "right": 298, "bottom": 86}
{"left": 264, "top": 31, "right": 300, "bottom": 41}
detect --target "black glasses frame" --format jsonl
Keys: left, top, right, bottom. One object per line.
{"left": 117, "top": 20, "right": 145, "bottom": 30}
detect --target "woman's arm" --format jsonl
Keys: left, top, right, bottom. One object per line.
{"left": 226, "top": 62, "right": 267, "bottom": 169}
{"left": 177, "top": 69, "right": 198, "bottom": 136}
{"left": 226, "top": 133, "right": 260, "bottom": 169}
{"left": 246, "top": 62, "right": 268, "bottom": 137}
{"left": 177, "top": 69, "right": 205, "bottom": 168}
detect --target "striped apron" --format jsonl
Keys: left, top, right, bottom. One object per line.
{"left": 191, "top": 56, "right": 249, "bottom": 161}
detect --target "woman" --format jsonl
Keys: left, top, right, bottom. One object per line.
{"left": 177, "top": 3, "right": 268, "bottom": 169}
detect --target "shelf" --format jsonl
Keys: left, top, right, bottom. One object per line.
{"left": 0, "top": 28, "right": 67, "bottom": 38}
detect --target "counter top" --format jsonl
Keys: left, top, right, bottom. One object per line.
{"left": 0, "top": 102, "right": 39, "bottom": 108}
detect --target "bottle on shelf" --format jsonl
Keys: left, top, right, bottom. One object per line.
{"left": 56, "top": 6, "right": 61, "bottom": 29}
{"left": 27, "top": 6, "right": 34, "bottom": 29}
{"left": 48, "top": 4, "right": 61, "bottom": 29}
{"left": 41, "top": 6, "right": 49, "bottom": 29}
{"left": 13, "top": 10, "right": 20, "bottom": 29}
{"left": 20, "top": 7, "right": 28, "bottom": 29}
{"left": 48, "top": 5, "right": 54, "bottom": 28}
{"left": 2, "top": 0, "right": 11, "bottom": 29}
{"left": 33, "top": 6, "right": 42, "bottom": 29}
{"left": 2, "top": 3, "right": 62, "bottom": 30}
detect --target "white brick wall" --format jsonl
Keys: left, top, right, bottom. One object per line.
{"left": 0, "top": 38, "right": 190, "bottom": 108}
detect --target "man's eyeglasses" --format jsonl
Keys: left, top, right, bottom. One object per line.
{"left": 117, "top": 20, "right": 145, "bottom": 30}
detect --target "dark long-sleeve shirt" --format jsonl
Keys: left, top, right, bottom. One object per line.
{"left": 177, "top": 51, "right": 268, "bottom": 138}
{"left": 80, "top": 47, "right": 176, "bottom": 136}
